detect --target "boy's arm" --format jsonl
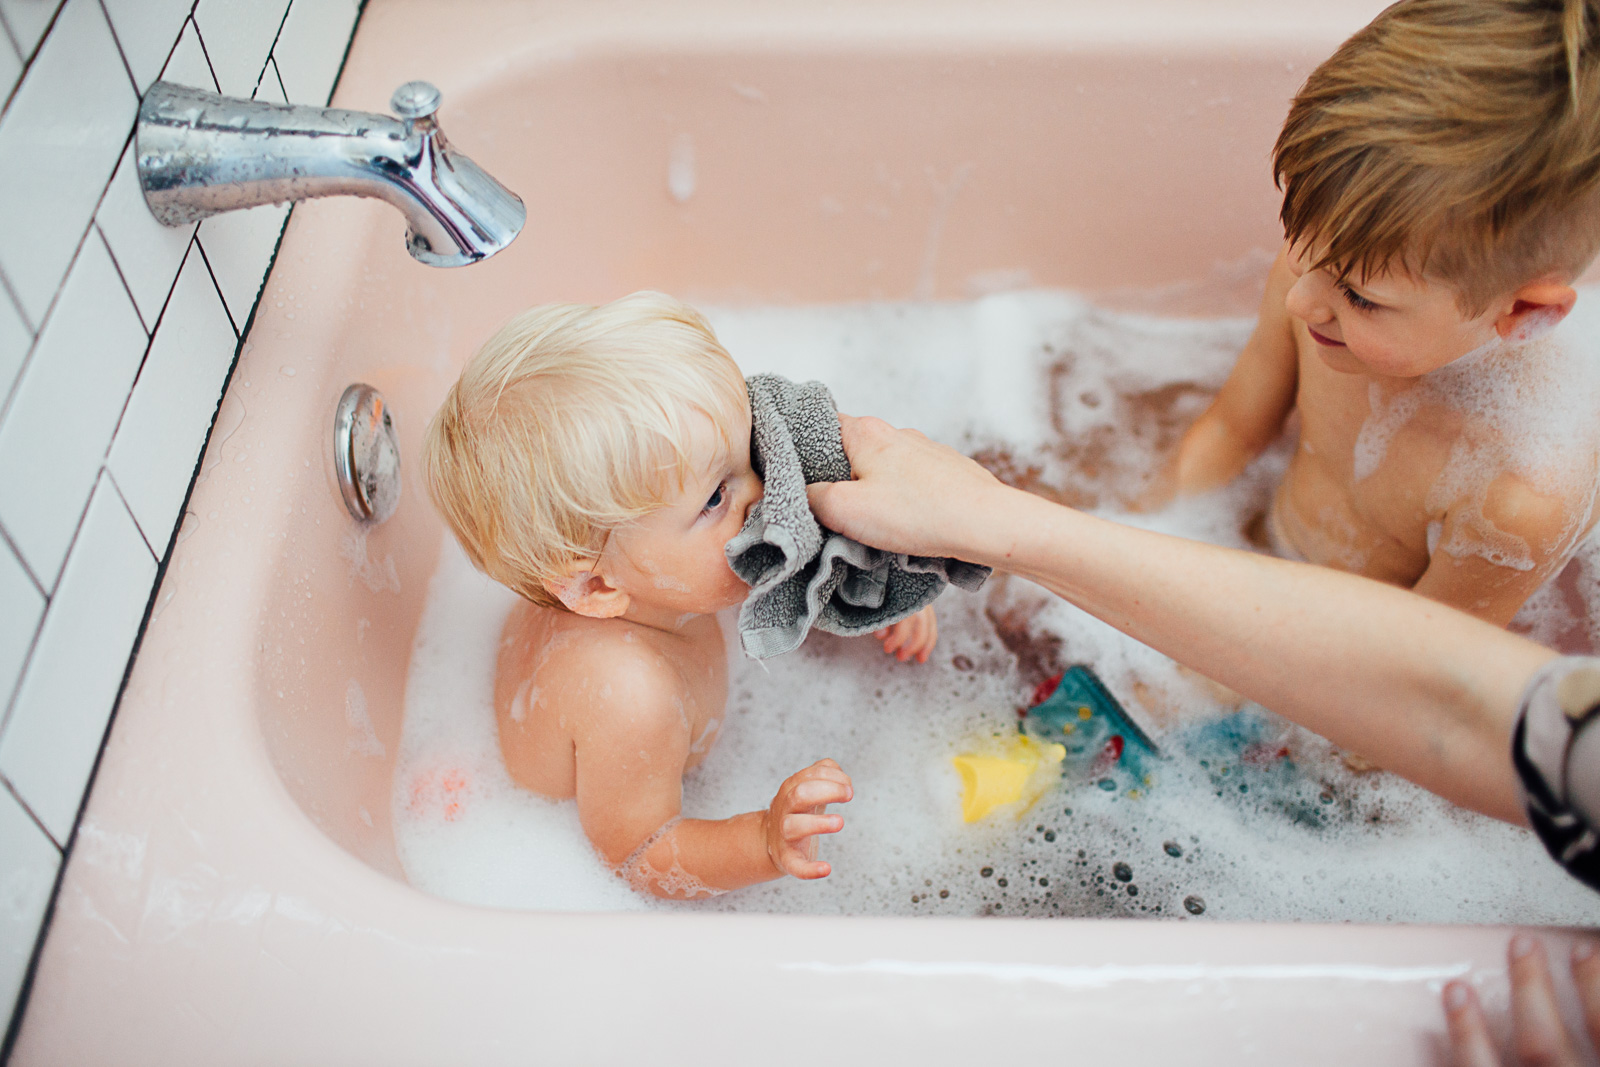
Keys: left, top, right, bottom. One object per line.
{"left": 1412, "top": 474, "right": 1596, "bottom": 627}
{"left": 1170, "top": 245, "right": 1301, "bottom": 496}
{"left": 571, "top": 660, "right": 851, "bottom": 898}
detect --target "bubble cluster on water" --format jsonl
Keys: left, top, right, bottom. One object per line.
{"left": 394, "top": 290, "right": 1600, "bottom": 924}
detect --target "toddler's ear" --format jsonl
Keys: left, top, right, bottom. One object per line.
{"left": 546, "top": 568, "right": 629, "bottom": 619}
{"left": 1495, "top": 279, "right": 1577, "bottom": 342}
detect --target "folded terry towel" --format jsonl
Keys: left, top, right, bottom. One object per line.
{"left": 724, "top": 373, "right": 991, "bottom": 660}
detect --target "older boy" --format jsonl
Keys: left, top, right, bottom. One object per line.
{"left": 1172, "top": 0, "right": 1600, "bottom": 625}
{"left": 423, "top": 292, "right": 935, "bottom": 899}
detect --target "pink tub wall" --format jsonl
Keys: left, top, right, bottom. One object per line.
{"left": 14, "top": 1, "right": 1598, "bottom": 1063}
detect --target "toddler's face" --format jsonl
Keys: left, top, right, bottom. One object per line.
{"left": 1283, "top": 242, "right": 1502, "bottom": 378}
{"left": 604, "top": 407, "right": 762, "bottom": 621}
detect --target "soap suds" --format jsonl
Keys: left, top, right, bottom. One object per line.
{"left": 1349, "top": 315, "right": 1600, "bottom": 573}
{"left": 394, "top": 291, "right": 1600, "bottom": 925}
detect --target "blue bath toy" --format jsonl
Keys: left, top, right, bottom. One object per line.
{"left": 1021, "top": 666, "right": 1159, "bottom": 794}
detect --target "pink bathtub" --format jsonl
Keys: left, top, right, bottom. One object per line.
{"left": 12, "top": 0, "right": 1591, "bottom": 1062}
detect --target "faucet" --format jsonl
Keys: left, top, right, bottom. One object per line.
{"left": 135, "top": 80, "right": 524, "bottom": 267}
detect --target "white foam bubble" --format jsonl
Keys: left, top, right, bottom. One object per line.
{"left": 394, "top": 292, "right": 1600, "bottom": 924}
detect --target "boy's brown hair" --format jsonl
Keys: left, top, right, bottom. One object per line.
{"left": 1274, "top": 0, "right": 1600, "bottom": 312}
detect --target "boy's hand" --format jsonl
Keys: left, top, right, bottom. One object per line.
{"left": 875, "top": 605, "right": 937, "bottom": 663}
{"left": 765, "top": 758, "right": 852, "bottom": 880}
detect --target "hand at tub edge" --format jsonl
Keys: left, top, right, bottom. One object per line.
{"left": 1444, "top": 935, "right": 1600, "bottom": 1067}
{"left": 809, "top": 411, "right": 1548, "bottom": 825}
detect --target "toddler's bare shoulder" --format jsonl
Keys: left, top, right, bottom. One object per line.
{"left": 546, "top": 624, "right": 695, "bottom": 736}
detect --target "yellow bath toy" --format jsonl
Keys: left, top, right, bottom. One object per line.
{"left": 952, "top": 735, "right": 1066, "bottom": 822}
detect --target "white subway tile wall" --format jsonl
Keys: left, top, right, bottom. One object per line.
{"left": 100, "top": 0, "right": 192, "bottom": 92}
{"left": 97, "top": 145, "right": 197, "bottom": 329}
{"left": 108, "top": 247, "right": 239, "bottom": 548}
{"left": 192, "top": 0, "right": 291, "bottom": 98}
{"left": 0, "top": 474, "right": 157, "bottom": 843}
{"left": 0, "top": 0, "right": 62, "bottom": 63}
{"left": 0, "top": 288, "right": 26, "bottom": 409}
{"left": 0, "top": 232, "right": 147, "bottom": 589}
{"left": 0, "top": 0, "right": 136, "bottom": 324}
{"left": 0, "top": 29, "right": 20, "bottom": 105}
{"left": 0, "top": 0, "right": 362, "bottom": 1035}
{"left": 0, "top": 785, "right": 57, "bottom": 1028}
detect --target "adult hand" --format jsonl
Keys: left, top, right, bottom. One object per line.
{"left": 806, "top": 414, "right": 1008, "bottom": 559}
{"left": 1444, "top": 934, "right": 1600, "bottom": 1066}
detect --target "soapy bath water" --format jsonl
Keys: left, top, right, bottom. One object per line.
{"left": 394, "top": 290, "right": 1600, "bottom": 923}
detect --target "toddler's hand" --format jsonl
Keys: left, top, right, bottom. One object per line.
{"left": 875, "top": 605, "right": 938, "bottom": 663}
{"left": 765, "top": 758, "right": 852, "bottom": 880}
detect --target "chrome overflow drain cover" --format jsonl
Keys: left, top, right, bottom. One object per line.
{"left": 334, "top": 383, "right": 401, "bottom": 523}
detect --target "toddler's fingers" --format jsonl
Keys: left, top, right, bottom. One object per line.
{"left": 790, "top": 778, "right": 852, "bottom": 809}
{"left": 785, "top": 856, "right": 832, "bottom": 880}
{"left": 802, "top": 766, "right": 853, "bottom": 792}
{"left": 1442, "top": 982, "right": 1500, "bottom": 1067}
{"left": 1508, "top": 934, "right": 1580, "bottom": 1067}
{"left": 783, "top": 813, "right": 844, "bottom": 840}
{"left": 1572, "top": 939, "right": 1600, "bottom": 1051}
{"left": 797, "top": 759, "right": 852, "bottom": 791}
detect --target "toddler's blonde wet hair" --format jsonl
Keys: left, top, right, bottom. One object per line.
{"left": 1275, "top": 0, "right": 1600, "bottom": 313}
{"left": 423, "top": 291, "right": 748, "bottom": 609}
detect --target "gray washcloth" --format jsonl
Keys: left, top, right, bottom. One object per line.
{"left": 724, "top": 373, "right": 990, "bottom": 660}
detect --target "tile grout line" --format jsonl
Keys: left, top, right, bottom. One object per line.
{"left": 0, "top": 118, "right": 138, "bottom": 428}
{"left": 103, "top": 237, "right": 195, "bottom": 465}
{"left": 0, "top": 270, "right": 37, "bottom": 421}
{"left": 0, "top": 0, "right": 66, "bottom": 118}
{"left": 0, "top": 259, "right": 33, "bottom": 334}
{"left": 0, "top": 522, "right": 48, "bottom": 737}
{"left": 269, "top": 54, "right": 288, "bottom": 102}
{"left": 0, "top": 775, "right": 61, "bottom": 852}
{"left": 0, "top": 10, "right": 20, "bottom": 64}
{"left": 94, "top": 223, "right": 152, "bottom": 338}
{"left": 247, "top": 0, "right": 296, "bottom": 100}
{"left": 105, "top": 471, "right": 156, "bottom": 561}
{"left": 95, "top": 0, "right": 138, "bottom": 97}
{"left": 192, "top": 235, "right": 240, "bottom": 338}
{"left": 186, "top": 15, "right": 221, "bottom": 95}
{"left": 0, "top": 519, "right": 45, "bottom": 601}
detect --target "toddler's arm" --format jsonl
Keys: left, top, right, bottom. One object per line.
{"left": 1169, "top": 245, "right": 1301, "bottom": 496}
{"left": 572, "top": 664, "right": 851, "bottom": 898}
{"left": 1413, "top": 474, "right": 1596, "bottom": 627}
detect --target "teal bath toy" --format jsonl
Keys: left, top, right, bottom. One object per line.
{"left": 1021, "top": 666, "right": 1159, "bottom": 794}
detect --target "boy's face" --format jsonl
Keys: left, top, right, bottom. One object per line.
{"left": 1283, "top": 242, "right": 1502, "bottom": 378}
{"left": 603, "top": 407, "right": 762, "bottom": 623}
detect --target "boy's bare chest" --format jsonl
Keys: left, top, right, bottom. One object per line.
{"left": 1283, "top": 350, "right": 1460, "bottom": 578}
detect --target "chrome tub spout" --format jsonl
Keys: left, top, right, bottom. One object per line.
{"left": 135, "top": 80, "right": 524, "bottom": 267}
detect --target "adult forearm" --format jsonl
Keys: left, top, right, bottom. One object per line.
{"left": 966, "top": 486, "right": 1552, "bottom": 822}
